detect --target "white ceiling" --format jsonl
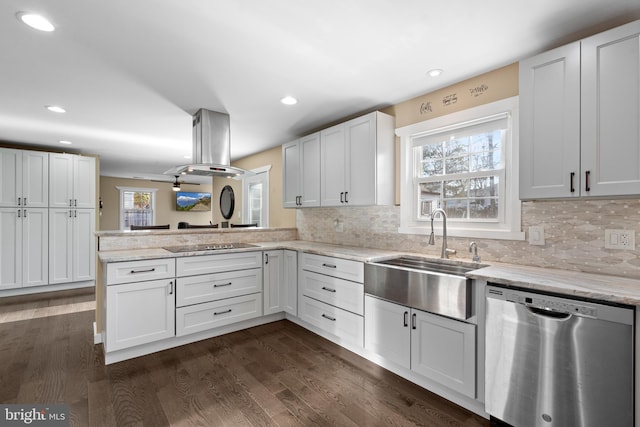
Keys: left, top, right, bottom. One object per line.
{"left": 2, "top": 0, "right": 640, "bottom": 183}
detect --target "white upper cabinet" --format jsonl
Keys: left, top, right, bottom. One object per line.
{"left": 282, "top": 132, "right": 321, "bottom": 208}
{"left": 0, "top": 148, "right": 49, "bottom": 208}
{"left": 581, "top": 21, "right": 640, "bottom": 197}
{"left": 321, "top": 111, "right": 395, "bottom": 206}
{"left": 520, "top": 20, "right": 640, "bottom": 199}
{"left": 282, "top": 111, "right": 395, "bottom": 208}
{"left": 50, "top": 153, "right": 96, "bottom": 208}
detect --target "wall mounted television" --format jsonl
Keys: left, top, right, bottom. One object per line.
{"left": 176, "top": 191, "right": 212, "bottom": 211}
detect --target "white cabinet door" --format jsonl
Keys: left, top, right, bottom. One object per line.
{"left": 0, "top": 208, "right": 48, "bottom": 289}
{"left": 49, "top": 209, "right": 73, "bottom": 284}
{"left": 410, "top": 309, "right": 476, "bottom": 398}
{"left": 0, "top": 208, "right": 22, "bottom": 289}
{"left": 49, "top": 153, "right": 75, "bottom": 208}
{"left": 345, "top": 114, "right": 377, "bottom": 206}
{"left": 263, "top": 250, "right": 284, "bottom": 315}
{"left": 0, "top": 149, "right": 48, "bottom": 208}
{"left": 581, "top": 20, "right": 640, "bottom": 197}
{"left": 49, "top": 208, "right": 95, "bottom": 284}
{"left": 282, "top": 249, "right": 297, "bottom": 316}
{"left": 519, "top": 42, "right": 581, "bottom": 199}
{"left": 49, "top": 153, "right": 96, "bottom": 208}
{"left": 0, "top": 149, "right": 20, "bottom": 207}
{"left": 106, "top": 278, "right": 176, "bottom": 352}
{"left": 21, "top": 151, "right": 49, "bottom": 208}
{"left": 320, "top": 124, "right": 346, "bottom": 206}
{"left": 21, "top": 208, "right": 48, "bottom": 287}
{"left": 282, "top": 140, "right": 301, "bottom": 208}
{"left": 300, "top": 133, "right": 321, "bottom": 207}
{"left": 74, "top": 156, "right": 96, "bottom": 208}
{"left": 73, "top": 209, "right": 95, "bottom": 281}
{"left": 364, "top": 296, "right": 410, "bottom": 369}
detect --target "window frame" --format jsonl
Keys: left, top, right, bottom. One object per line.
{"left": 397, "top": 96, "right": 524, "bottom": 240}
{"left": 242, "top": 165, "right": 271, "bottom": 227}
{"left": 116, "top": 186, "right": 158, "bottom": 230}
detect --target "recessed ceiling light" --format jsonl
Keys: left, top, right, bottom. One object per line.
{"left": 17, "top": 12, "right": 55, "bottom": 32}
{"left": 59, "top": 140, "right": 72, "bottom": 145}
{"left": 280, "top": 96, "right": 298, "bottom": 105}
{"left": 427, "top": 69, "right": 443, "bottom": 77}
{"left": 46, "top": 105, "right": 66, "bottom": 113}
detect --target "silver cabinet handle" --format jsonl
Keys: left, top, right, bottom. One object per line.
{"left": 23, "top": 209, "right": 27, "bottom": 218}
{"left": 74, "top": 199, "right": 77, "bottom": 207}
{"left": 23, "top": 197, "right": 27, "bottom": 206}
{"left": 17, "top": 209, "right": 21, "bottom": 218}
{"left": 69, "top": 210, "right": 73, "bottom": 218}
{"left": 213, "top": 282, "right": 232, "bottom": 288}
{"left": 214, "top": 309, "right": 232, "bottom": 316}
{"left": 321, "top": 286, "right": 336, "bottom": 293}
{"left": 73, "top": 210, "right": 77, "bottom": 218}
{"left": 412, "top": 313, "right": 417, "bottom": 330}
{"left": 404, "top": 311, "right": 409, "bottom": 327}
{"left": 130, "top": 268, "right": 155, "bottom": 274}
{"left": 17, "top": 197, "right": 21, "bottom": 206}
{"left": 167, "top": 281, "right": 174, "bottom": 295}
{"left": 322, "top": 263, "right": 337, "bottom": 269}
{"left": 321, "top": 313, "right": 336, "bottom": 321}
{"left": 69, "top": 199, "right": 73, "bottom": 207}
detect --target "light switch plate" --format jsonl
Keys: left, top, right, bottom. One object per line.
{"left": 528, "top": 226, "right": 545, "bottom": 246}
{"left": 605, "top": 229, "right": 635, "bottom": 250}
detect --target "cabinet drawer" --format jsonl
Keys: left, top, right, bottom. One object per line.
{"left": 300, "top": 270, "right": 363, "bottom": 315}
{"left": 176, "top": 293, "right": 262, "bottom": 337}
{"left": 176, "top": 251, "right": 262, "bottom": 277}
{"left": 300, "top": 252, "right": 364, "bottom": 283}
{"left": 106, "top": 258, "right": 175, "bottom": 285}
{"left": 299, "top": 296, "right": 363, "bottom": 348}
{"left": 176, "top": 268, "right": 262, "bottom": 307}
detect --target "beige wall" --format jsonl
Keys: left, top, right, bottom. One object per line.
{"left": 223, "top": 145, "right": 296, "bottom": 228}
{"left": 99, "top": 176, "right": 214, "bottom": 230}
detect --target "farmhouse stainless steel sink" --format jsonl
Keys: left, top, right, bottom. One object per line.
{"left": 364, "top": 256, "right": 487, "bottom": 320}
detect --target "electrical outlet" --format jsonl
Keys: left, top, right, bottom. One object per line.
{"left": 605, "top": 229, "right": 635, "bottom": 250}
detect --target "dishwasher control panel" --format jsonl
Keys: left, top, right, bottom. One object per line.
{"left": 506, "top": 292, "right": 598, "bottom": 317}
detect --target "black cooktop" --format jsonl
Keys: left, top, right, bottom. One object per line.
{"left": 163, "top": 242, "right": 259, "bottom": 253}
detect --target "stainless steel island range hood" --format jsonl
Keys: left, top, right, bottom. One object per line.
{"left": 165, "top": 109, "right": 253, "bottom": 178}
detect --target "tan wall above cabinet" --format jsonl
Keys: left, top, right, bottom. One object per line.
{"left": 283, "top": 111, "right": 395, "bottom": 209}
{"left": 520, "top": 19, "right": 640, "bottom": 199}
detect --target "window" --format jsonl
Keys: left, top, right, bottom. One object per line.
{"left": 397, "top": 97, "right": 524, "bottom": 240}
{"left": 117, "top": 187, "right": 158, "bottom": 230}
{"left": 242, "top": 165, "right": 270, "bottom": 227}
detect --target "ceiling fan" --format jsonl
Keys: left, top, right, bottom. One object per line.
{"left": 150, "top": 175, "right": 200, "bottom": 191}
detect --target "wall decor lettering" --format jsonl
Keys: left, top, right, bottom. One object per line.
{"left": 469, "top": 84, "right": 489, "bottom": 97}
{"left": 442, "top": 93, "right": 458, "bottom": 106}
{"left": 419, "top": 102, "right": 433, "bottom": 114}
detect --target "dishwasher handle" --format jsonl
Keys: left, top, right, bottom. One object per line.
{"left": 526, "top": 305, "right": 572, "bottom": 319}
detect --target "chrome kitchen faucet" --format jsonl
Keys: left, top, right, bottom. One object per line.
{"left": 429, "top": 208, "right": 456, "bottom": 259}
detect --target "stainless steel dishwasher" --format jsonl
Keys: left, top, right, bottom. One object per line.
{"left": 485, "top": 284, "right": 634, "bottom": 427}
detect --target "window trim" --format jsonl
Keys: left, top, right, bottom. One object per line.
{"left": 242, "top": 165, "right": 271, "bottom": 227}
{"left": 116, "top": 186, "right": 158, "bottom": 230}
{"left": 397, "top": 96, "right": 524, "bottom": 240}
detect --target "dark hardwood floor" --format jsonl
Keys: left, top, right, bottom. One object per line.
{"left": 0, "top": 288, "right": 490, "bottom": 426}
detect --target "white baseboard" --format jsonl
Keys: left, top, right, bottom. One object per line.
{"left": 0, "top": 281, "right": 95, "bottom": 298}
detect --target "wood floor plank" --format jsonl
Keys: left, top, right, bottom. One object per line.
{"left": 0, "top": 290, "right": 489, "bottom": 427}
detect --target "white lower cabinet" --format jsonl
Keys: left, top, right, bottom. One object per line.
{"left": 365, "top": 295, "right": 476, "bottom": 398}
{"left": 49, "top": 208, "right": 95, "bottom": 284}
{"left": 0, "top": 207, "right": 48, "bottom": 289}
{"left": 300, "top": 295, "right": 364, "bottom": 348}
{"left": 263, "top": 249, "right": 298, "bottom": 316}
{"left": 105, "top": 278, "right": 176, "bottom": 352}
{"left": 176, "top": 293, "right": 262, "bottom": 336}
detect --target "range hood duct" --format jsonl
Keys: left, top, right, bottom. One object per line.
{"left": 165, "top": 109, "right": 253, "bottom": 179}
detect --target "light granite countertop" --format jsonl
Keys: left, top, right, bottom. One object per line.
{"left": 468, "top": 264, "right": 640, "bottom": 306}
{"left": 98, "top": 240, "right": 640, "bottom": 306}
